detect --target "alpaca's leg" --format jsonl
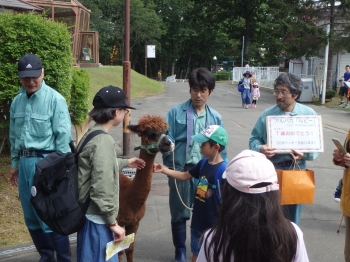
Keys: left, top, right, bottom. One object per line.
{"left": 118, "top": 250, "right": 125, "bottom": 262}
{"left": 125, "top": 223, "right": 140, "bottom": 262}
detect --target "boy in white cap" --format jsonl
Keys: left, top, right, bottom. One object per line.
{"left": 197, "top": 150, "right": 309, "bottom": 262}
{"left": 153, "top": 125, "right": 228, "bottom": 262}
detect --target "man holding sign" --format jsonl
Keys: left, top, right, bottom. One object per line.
{"left": 249, "top": 73, "right": 320, "bottom": 226}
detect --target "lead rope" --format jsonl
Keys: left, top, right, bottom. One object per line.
{"left": 171, "top": 146, "right": 193, "bottom": 211}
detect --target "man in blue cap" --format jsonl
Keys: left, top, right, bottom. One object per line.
{"left": 9, "top": 54, "right": 72, "bottom": 262}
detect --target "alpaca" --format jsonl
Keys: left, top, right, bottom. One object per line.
{"left": 117, "top": 115, "right": 173, "bottom": 262}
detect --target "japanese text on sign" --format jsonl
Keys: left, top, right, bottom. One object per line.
{"left": 266, "top": 115, "right": 324, "bottom": 153}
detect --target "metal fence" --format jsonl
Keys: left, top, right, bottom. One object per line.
{"left": 232, "top": 68, "right": 320, "bottom": 98}
{"left": 231, "top": 67, "right": 280, "bottom": 84}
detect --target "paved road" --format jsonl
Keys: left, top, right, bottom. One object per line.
{"left": 0, "top": 81, "right": 349, "bottom": 261}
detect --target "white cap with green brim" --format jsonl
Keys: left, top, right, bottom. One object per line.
{"left": 191, "top": 125, "right": 228, "bottom": 147}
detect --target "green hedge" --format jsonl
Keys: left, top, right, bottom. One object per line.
{"left": 0, "top": 12, "right": 72, "bottom": 103}
{"left": 214, "top": 70, "right": 231, "bottom": 81}
{"left": 70, "top": 69, "right": 90, "bottom": 126}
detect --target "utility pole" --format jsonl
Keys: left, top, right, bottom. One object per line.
{"left": 322, "top": 24, "right": 330, "bottom": 105}
{"left": 122, "top": 0, "right": 131, "bottom": 155}
{"left": 241, "top": 36, "right": 244, "bottom": 67}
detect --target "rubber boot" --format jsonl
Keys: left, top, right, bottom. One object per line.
{"left": 171, "top": 221, "right": 187, "bottom": 262}
{"left": 29, "top": 229, "right": 56, "bottom": 262}
{"left": 49, "top": 232, "right": 71, "bottom": 262}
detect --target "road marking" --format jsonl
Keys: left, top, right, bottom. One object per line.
{"left": 0, "top": 237, "right": 77, "bottom": 257}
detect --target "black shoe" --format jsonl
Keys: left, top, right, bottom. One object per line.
{"left": 334, "top": 187, "right": 342, "bottom": 203}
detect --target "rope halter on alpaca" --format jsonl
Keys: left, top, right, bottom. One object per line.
{"left": 134, "top": 134, "right": 174, "bottom": 155}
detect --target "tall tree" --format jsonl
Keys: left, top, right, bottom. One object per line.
{"left": 80, "top": 0, "right": 163, "bottom": 66}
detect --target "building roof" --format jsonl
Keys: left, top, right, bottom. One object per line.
{"left": 0, "top": 0, "right": 43, "bottom": 11}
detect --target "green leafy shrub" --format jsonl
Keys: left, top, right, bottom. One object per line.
{"left": 214, "top": 71, "right": 231, "bottom": 81}
{"left": 325, "top": 89, "right": 336, "bottom": 99}
{"left": 70, "top": 69, "right": 90, "bottom": 126}
{"left": 0, "top": 12, "right": 72, "bottom": 154}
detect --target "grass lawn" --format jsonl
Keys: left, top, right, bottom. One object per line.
{"left": 83, "top": 66, "right": 164, "bottom": 108}
{"left": 0, "top": 66, "right": 165, "bottom": 248}
{"left": 0, "top": 155, "right": 31, "bottom": 247}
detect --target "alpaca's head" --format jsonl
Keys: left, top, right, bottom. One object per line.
{"left": 128, "top": 115, "right": 174, "bottom": 154}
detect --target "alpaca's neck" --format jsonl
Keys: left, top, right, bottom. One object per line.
{"left": 129, "top": 149, "right": 156, "bottom": 200}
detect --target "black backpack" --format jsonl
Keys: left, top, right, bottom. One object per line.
{"left": 30, "top": 130, "right": 105, "bottom": 236}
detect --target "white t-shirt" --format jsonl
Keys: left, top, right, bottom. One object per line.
{"left": 197, "top": 222, "right": 309, "bottom": 262}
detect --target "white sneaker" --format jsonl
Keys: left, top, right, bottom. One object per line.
{"left": 245, "top": 105, "right": 248, "bottom": 109}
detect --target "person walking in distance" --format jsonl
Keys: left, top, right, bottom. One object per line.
{"left": 9, "top": 54, "right": 72, "bottom": 262}
{"left": 163, "top": 67, "right": 227, "bottom": 262}
{"left": 338, "top": 65, "right": 350, "bottom": 108}
{"left": 241, "top": 71, "right": 252, "bottom": 109}
{"left": 251, "top": 81, "right": 260, "bottom": 108}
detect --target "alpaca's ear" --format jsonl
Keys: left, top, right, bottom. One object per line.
{"left": 127, "top": 124, "right": 139, "bottom": 134}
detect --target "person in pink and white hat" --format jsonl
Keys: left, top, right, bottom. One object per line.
{"left": 197, "top": 150, "right": 309, "bottom": 262}
{"left": 251, "top": 81, "right": 260, "bottom": 108}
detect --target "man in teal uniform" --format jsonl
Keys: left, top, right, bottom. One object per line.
{"left": 163, "top": 67, "right": 227, "bottom": 262}
{"left": 9, "top": 54, "right": 72, "bottom": 262}
{"left": 249, "top": 72, "right": 319, "bottom": 226}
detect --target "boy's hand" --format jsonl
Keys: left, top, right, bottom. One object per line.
{"left": 153, "top": 163, "right": 163, "bottom": 173}
{"left": 128, "top": 158, "right": 146, "bottom": 169}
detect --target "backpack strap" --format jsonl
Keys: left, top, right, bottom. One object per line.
{"left": 199, "top": 157, "right": 209, "bottom": 174}
{"left": 77, "top": 130, "right": 106, "bottom": 154}
{"left": 213, "top": 161, "right": 227, "bottom": 204}
{"left": 199, "top": 158, "right": 227, "bottom": 204}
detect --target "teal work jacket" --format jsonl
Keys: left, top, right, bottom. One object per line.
{"left": 163, "top": 99, "right": 227, "bottom": 171}
{"left": 10, "top": 80, "right": 71, "bottom": 168}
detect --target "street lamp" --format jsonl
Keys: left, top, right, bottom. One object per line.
{"left": 213, "top": 56, "right": 217, "bottom": 73}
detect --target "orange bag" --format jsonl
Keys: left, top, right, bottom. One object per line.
{"left": 276, "top": 166, "right": 315, "bottom": 205}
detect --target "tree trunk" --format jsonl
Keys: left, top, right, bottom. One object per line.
{"left": 74, "top": 117, "right": 92, "bottom": 145}
{"left": 327, "top": 50, "right": 334, "bottom": 90}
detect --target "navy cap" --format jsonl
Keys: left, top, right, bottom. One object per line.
{"left": 93, "top": 85, "right": 136, "bottom": 109}
{"left": 18, "top": 54, "right": 43, "bottom": 79}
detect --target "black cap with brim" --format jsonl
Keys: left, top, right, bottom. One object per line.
{"left": 93, "top": 85, "right": 136, "bottom": 109}
{"left": 18, "top": 69, "right": 43, "bottom": 79}
{"left": 18, "top": 54, "right": 43, "bottom": 79}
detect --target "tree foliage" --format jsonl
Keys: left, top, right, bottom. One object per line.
{"left": 80, "top": 0, "right": 163, "bottom": 68}
{"left": 80, "top": 0, "right": 350, "bottom": 79}
{"left": 70, "top": 69, "right": 90, "bottom": 126}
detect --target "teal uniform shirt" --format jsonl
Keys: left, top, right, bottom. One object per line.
{"left": 10, "top": 80, "right": 72, "bottom": 168}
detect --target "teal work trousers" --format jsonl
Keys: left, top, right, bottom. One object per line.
{"left": 18, "top": 156, "right": 52, "bottom": 232}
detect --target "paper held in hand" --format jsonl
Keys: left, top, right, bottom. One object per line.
{"left": 106, "top": 233, "right": 135, "bottom": 261}
{"left": 266, "top": 115, "right": 324, "bottom": 153}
